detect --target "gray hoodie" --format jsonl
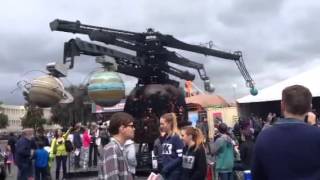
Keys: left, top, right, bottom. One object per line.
{"left": 124, "top": 139, "right": 137, "bottom": 174}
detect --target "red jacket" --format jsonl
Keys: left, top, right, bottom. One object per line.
{"left": 82, "top": 130, "right": 91, "bottom": 148}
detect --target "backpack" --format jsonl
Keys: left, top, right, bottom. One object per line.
{"left": 65, "top": 140, "right": 74, "bottom": 152}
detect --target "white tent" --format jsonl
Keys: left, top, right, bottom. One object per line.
{"left": 237, "top": 65, "right": 320, "bottom": 103}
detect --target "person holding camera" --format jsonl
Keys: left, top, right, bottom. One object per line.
{"left": 50, "top": 128, "right": 72, "bottom": 180}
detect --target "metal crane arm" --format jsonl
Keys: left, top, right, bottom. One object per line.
{"left": 51, "top": 19, "right": 257, "bottom": 95}
{"left": 158, "top": 34, "right": 240, "bottom": 60}
{"left": 63, "top": 38, "right": 143, "bottom": 69}
{"left": 161, "top": 65, "right": 195, "bottom": 81}
{"left": 63, "top": 38, "right": 196, "bottom": 87}
{"left": 50, "top": 19, "right": 142, "bottom": 51}
{"left": 50, "top": 19, "right": 140, "bottom": 38}
{"left": 158, "top": 34, "right": 257, "bottom": 93}
{"left": 165, "top": 51, "right": 209, "bottom": 80}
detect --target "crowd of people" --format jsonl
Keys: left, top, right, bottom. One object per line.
{"left": 2, "top": 84, "right": 320, "bottom": 180}
{"left": 4, "top": 121, "right": 111, "bottom": 180}
{"left": 99, "top": 112, "right": 208, "bottom": 180}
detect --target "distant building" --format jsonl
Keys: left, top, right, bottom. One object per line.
{"left": 0, "top": 104, "right": 52, "bottom": 131}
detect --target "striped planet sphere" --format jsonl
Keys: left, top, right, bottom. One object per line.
{"left": 88, "top": 71, "right": 125, "bottom": 107}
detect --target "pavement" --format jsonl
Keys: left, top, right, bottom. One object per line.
{"left": 6, "top": 163, "right": 148, "bottom": 180}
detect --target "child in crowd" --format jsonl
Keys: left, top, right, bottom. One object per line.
{"left": 34, "top": 142, "right": 49, "bottom": 180}
{"left": 4, "top": 145, "right": 13, "bottom": 176}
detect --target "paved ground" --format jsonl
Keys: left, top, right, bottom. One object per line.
{"left": 5, "top": 162, "right": 148, "bottom": 180}
{"left": 5, "top": 165, "right": 148, "bottom": 180}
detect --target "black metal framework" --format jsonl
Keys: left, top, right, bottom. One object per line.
{"left": 50, "top": 19, "right": 257, "bottom": 94}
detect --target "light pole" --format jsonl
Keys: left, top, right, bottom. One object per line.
{"left": 232, "top": 83, "right": 237, "bottom": 103}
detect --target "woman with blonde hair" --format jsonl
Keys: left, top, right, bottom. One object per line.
{"left": 50, "top": 128, "right": 72, "bottom": 180}
{"left": 180, "top": 126, "right": 207, "bottom": 180}
{"left": 159, "top": 113, "right": 184, "bottom": 180}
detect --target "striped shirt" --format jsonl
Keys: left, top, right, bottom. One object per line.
{"left": 98, "top": 138, "right": 133, "bottom": 180}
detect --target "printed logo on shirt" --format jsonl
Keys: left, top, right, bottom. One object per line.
{"left": 162, "top": 143, "right": 173, "bottom": 155}
{"left": 182, "top": 155, "right": 195, "bottom": 169}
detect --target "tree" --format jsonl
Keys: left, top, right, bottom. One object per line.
{"left": 21, "top": 104, "right": 46, "bottom": 129}
{"left": 0, "top": 102, "right": 8, "bottom": 129}
{"left": 0, "top": 101, "right": 3, "bottom": 113}
{"left": 0, "top": 113, "right": 8, "bottom": 129}
{"left": 50, "top": 85, "right": 93, "bottom": 127}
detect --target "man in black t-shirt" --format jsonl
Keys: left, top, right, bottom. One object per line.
{"left": 31, "top": 127, "right": 50, "bottom": 150}
{"left": 7, "top": 132, "right": 17, "bottom": 161}
{"left": 89, "top": 123, "right": 98, "bottom": 167}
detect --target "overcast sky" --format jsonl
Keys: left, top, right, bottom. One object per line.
{"left": 1, "top": 0, "right": 320, "bottom": 105}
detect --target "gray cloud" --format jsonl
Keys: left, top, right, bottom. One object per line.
{"left": 217, "top": 0, "right": 285, "bottom": 27}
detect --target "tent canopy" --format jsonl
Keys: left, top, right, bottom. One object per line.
{"left": 237, "top": 66, "right": 320, "bottom": 103}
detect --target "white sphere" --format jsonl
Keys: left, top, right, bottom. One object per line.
{"left": 28, "top": 75, "right": 65, "bottom": 107}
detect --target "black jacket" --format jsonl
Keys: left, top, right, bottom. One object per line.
{"left": 31, "top": 135, "right": 50, "bottom": 149}
{"left": 15, "top": 137, "right": 32, "bottom": 168}
{"left": 239, "top": 139, "right": 254, "bottom": 170}
{"left": 73, "top": 131, "right": 82, "bottom": 149}
{"left": 8, "top": 135, "right": 17, "bottom": 154}
{"left": 180, "top": 145, "right": 207, "bottom": 180}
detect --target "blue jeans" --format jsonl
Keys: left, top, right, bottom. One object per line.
{"left": 35, "top": 166, "right": 48, "bottom": 180}
{"left": 56, "top": 155, "right": 67, "bottom": 179}
{"left": 218, "top": 172, "right": 233, "bottom": 180}
{"left": 89, "top": 144, "right": 98, "bottom": 167}
{"left": 17, "top": 164, "right": 32, "bottom": 180}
